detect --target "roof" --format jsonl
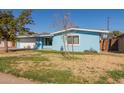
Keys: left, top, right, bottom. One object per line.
{"left": 17, "top": 32, "right": 52, "bottom": 38}
{"left": 51, "top": 28, "right": 109, "bottom": 35}
{"left": 17, "top": 28, "right": 109, "bottom": 38}
{"left": 36, "top": 32, "right": 52, "bottom": 37}
{"left": 17, "top": 35, "right": 36, "bottom": 38}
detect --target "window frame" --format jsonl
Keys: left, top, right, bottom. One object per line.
{"left": 66, "top": 35, "right": 79, "bottom": 45}
{"left": 44, "top": 37, "right": 52, "bottom": 46}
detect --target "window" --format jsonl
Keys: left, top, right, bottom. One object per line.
{"left": 67, "top": 35, "right": 79, "bottom": 44}
{"left": 44, "top": 38, "right": 52, "bottom": 46}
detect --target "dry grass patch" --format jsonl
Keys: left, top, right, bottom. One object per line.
{"left": 0, "top": 50, "right": 124, "bottom": 83}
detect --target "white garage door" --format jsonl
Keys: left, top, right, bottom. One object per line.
{"left": 19, "top": 37, "right": 36, "bottom": 49}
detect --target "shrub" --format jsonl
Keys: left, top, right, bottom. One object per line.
{"left": 84, "top": 48, "right": 97, "bottom": 53}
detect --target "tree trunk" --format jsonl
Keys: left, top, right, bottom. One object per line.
{"left": 4, "top": 38, "right": 8, "bottom": 52}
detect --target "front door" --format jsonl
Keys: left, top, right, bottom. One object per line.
{"left": 43, "top": 37, "right": 52, "bottom": 49}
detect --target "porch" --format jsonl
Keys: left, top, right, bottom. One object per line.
{"left": 35, "top": 36, "right": 52, "bottom": 50}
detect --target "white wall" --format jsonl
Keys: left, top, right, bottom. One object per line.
{"left": 19, "top": 37, "right": 36, "bottom": 49}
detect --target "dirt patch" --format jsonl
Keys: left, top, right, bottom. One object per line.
{"left": 107, "top": 78, "right": 115, "bottom": 83}
{"left": 0, "top": 72, "right": 38, "bottom": 84}
{"left": 118, "top": 78, "right": 124, "bottom": 83}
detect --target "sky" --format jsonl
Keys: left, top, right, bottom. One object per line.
{"left": 13, "top": 9, "right": 124, "bottom": 33}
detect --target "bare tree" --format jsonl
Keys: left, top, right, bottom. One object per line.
{"left": 49, "top": 12, "right": 79, "bottom": 59}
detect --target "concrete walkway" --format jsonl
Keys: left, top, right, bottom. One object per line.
{"left": 0, "top": 72, "right": 38, "bottom": 84}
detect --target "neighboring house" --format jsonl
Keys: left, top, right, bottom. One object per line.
{"left": 107, "top": 33, "right": 124, "bottom": 53}
{"left": 0, "top": 40, "right": 15, "bottom": 49}
{"left": 17, "top": 28, "right": 109, "bottom": 52}
{"left": 108, "top": 37, "right": 119, "bottom": 51}
{"left": 118, "top": 34, "right": 124, "bottom": 52}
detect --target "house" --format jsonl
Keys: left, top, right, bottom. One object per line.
{"left": 118, "top": 34, "right": 124, "bottom": 52}
{"left": 108, "top": 37, "right": 119, "bottom": 52}
{"left": 0, "top": 40, "right": 15, "bottom": 49}
{"left": 16, "top": 28, "right": 109, "bottom": 52}
{"left": 106, "top": 33, "right": 124, "bottom": 53}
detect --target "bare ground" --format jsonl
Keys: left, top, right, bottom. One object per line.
{"left": 0, "top": 72, "right": 38, "bottom": 84}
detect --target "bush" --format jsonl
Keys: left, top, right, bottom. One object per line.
{"left": 84, "top": 48, "right": 97, "bottom": 53}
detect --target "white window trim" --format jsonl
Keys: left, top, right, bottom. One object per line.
{"left": 66, "top": 34, "right": 80, "bottom": 46}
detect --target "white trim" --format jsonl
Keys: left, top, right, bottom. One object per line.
{"left": 17, "top": 34, "right": 52, "bottom": 38}
{"left": 37, "top": 35, "right": 52, "bottom": 37}
{"left": 17, "top": 28, "right": 109, "bottom": 38}
{"left": 66, "top": 34, "right": 80, "bottom": 46}
{"left": 52, "top": 28, "right": 109, "bottom": 35}
{"left": 17, "top": 35, "right": 36, "bottom": 38}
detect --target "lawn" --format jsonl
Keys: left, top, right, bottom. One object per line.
{"left": 0, "top": 50, "right": 124, "bottom": 83}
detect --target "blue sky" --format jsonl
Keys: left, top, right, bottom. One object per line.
{"left": 13, "top": 9, "right": 124, "bottom": 33}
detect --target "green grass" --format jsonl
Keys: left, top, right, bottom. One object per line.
{"left": 3, "top": 50, "right": 124, "bottom": 83}
{"left": 37, "top": 50, "right": 98, "bottom": 55}
{"left": 17, "top": 56, "right": 48, "bottom": 62}
{"left": 0, "top": 56, "right": 48, "bottom": 62}
{"left": 0, "top": 56, "right": 81, "bottom": 83}
{"left": 21, "top": 69, "right": 80, "bottom": 83}
{"left": 0, "top": 56, "right": 49, "bottom": 77}
{"left": 0, "top": 57, "right": 15, "bottom": 72}
{"left": 107, "top": 70, "right": 124, "bottom": 80}
{"left": 96, "top": 69, "right": 124, "bottom": 84}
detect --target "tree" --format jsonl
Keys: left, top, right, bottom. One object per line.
{"left": 0, "top": 10, "right": 34, "bottom": 52}
{"left": 112, "top": 31, "right": 122, "bottom": 37}
{"left": 108, "top": 30, "right": 122, "bottom": 38}
{"left": 19, "top": 30, "right": 36, "bottom": 35}
{"left": 50, "top": 12, "right": 79, "bottom": 59}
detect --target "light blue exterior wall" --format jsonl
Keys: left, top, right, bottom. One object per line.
{"left": 17, "top": 30, "right": 101, "bottom": 52}
{"left": 52, "top": 30, "right": 100, "bottom": 52}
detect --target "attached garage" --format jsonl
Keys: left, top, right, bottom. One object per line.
{"left": 17, "top": 36, "right": 36, "bottom": 49}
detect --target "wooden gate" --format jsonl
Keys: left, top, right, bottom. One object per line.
{"left": 100, "top": 39, "right": 109, "bottom": 51}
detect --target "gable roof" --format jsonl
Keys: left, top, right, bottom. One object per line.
{"left": 52, "top": 28, "right": 109, "bottom": 35}
{"left": 17, "top": 28, "right": 109, "bottom": 38}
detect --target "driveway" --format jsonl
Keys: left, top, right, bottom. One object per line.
{"left": 0, "top": 72, "right": 38, "bottom": 84}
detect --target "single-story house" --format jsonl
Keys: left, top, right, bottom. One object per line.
{"left": 118, "top": 34, "right": 124, "bottom": 52}
{"left": 16, "top": 28, "right": 109, "bottom": 52}
{"left": 0, "top": 40, "right": 15, "bottom": 49}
